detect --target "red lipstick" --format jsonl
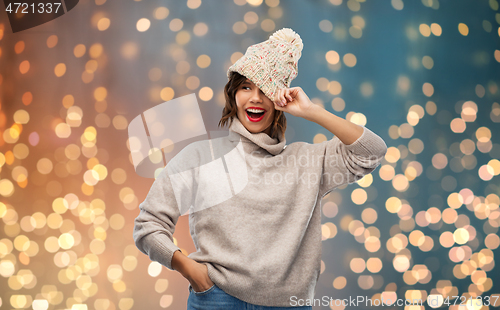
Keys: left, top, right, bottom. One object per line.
{"left": 245, "top": 107, "right": 266, "bottom": 122}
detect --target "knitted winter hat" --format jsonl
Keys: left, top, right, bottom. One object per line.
{"left": 227, "top": 28, "right": 303, "bottom": 102}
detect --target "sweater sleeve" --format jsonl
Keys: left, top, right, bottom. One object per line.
{"left": 133, "top": 166, "right": 186, "bottom": 271}
{"left": 319, "top": 126, "right": 388, "bottom": 198}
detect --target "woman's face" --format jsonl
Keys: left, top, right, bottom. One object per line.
{"left": 235, "top": 79, "right": 275, "bottom": 136}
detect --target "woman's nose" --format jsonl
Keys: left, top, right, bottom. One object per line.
{"left": 250, "top": 89, "right": 263, "bottom": 103}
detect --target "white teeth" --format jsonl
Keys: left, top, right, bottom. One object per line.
{"left": 246, "top": 108, "right": 265, "bottom": 113}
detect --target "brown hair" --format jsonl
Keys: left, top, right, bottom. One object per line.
{"left": 218, "top": 71, "right": 286, "bottom": 140}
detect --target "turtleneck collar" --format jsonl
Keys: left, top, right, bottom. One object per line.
{"left": 227, "top": 117, "right": 286, "bottom": 155}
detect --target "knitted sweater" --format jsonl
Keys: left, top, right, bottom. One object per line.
{"left": 133, "top": 116, "right": 388, "bottom": 307}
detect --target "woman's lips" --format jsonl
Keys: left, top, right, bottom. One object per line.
{"left": 246, "top": 110, "right": 266, "bottom": 122}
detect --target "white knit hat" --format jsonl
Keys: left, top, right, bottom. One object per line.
{"left": 227, "top": 28, "right": 303, "bottom": 102}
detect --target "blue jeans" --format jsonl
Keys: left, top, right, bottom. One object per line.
{"left": 187, "top": 283, "right": 312, "bottom": 310}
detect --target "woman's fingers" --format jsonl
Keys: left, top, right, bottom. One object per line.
{"left": 274, "top": 89, "right": 282, "bottom": 106}
{"left": 276, "top": 88, "right": 289, "bottom": 106}
{"left": 279, "top": 89, "right": 286, "bottom": 105}
{"left": 285, "top": 89, "right": 293, "bottom": 102}
{"left": 275, "top": 88, "right": 300, "bottom": 106}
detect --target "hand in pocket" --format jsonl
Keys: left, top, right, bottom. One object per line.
{"left": 188, "top": 262, "right": 214, "bottom": 292}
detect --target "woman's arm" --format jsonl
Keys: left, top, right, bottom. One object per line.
{"left": 134, "top": 153, "right": 214, "bottom": 292}
{"left": 274, "top": 87, "right": 363, "bottom": 145}
{"left": 303, "top": 104, "right": 364, "bottom": 145}
{"left": 274, "top": 87, "right": 387, "bottom": 197}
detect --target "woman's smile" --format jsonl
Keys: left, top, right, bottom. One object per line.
{"left": 245, "top": 107, "right": 266, "bottom": 122}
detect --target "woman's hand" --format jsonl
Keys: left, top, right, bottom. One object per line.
{"left": 172, "top": 250, "right": 214, "bottom": 293}
{"left": 273, "top": 87, "right": 314, "bottom": 118}
{"left": 185, "top": 261, "right": 214, "bottom": 292}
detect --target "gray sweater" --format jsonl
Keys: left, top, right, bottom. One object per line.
{"left": 133, "top": 116, "right": 387, "bottom": 307}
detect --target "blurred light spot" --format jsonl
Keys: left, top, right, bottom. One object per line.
{"left": 154, "top": 7, "right": 169, "bottom": 20}
{"left": 319, "top": 20, "right": 333, "bottom": 32}
{"left": 19, "top": 60, "right": 30, "bottom": 74}
{"left": 193, "top": 22, "right": 208, "bottom": 36}
{"left": 347, "top": 0, "right": 360, "bottom": 11}
{"left": 322, "top": 201, "right": 338, "bottom": 218}
{"left": 261, "top": 19, "right": 275, "bottom": 32}
{"left": 230, "top": 52, "right": 244, "bottom": 64}
{"left": 367, "top": 257, "right": 383, "bottom": 273}
{"left": 351, "top": 16, "right": 365, "bottom": 29}
{"left": 74, "top": 44, "right": 86, "bottom": 58}
{"left": 85, "top": 60, "right": 98, "bottom": 73}
{"left": 349, "top": 25, "right": 362, "bottom": 38}
{"left": 393, "top": 255, "right": 410, "bottom": 272}
{"left": 360, "top": 82, "right": 373, "bottom": 97}
{"left": 119, "top": 42, "right": 138, "bottom": 61}
{"left": 247, "top": 0, "right": 263, "bottom": 5}
{"left": 453, "top": 228, "right": 469, "bottom": 244}
{"left": 14, "top": 41, "right": 25, "bottom": 54}
{"left": 47, "top": 35, "right": 58, "bottom": 48}
{"left": 313, "top": 133, "right": 327, "bottom": 144}
{"left": 333, "top": 276, "right": 346, "bottom": 289}
{"left": 422, "top": 82, "right": 434, "bottom": 97}
{"left": 331, "top": 97, "right": 345, "bottom": 112}
{"left": 316, "top": 77, "right": 329, "bottom": 92}
{"left": 199, "top": 87, "right": 213, "bottom": 101}
{"left": 419, "top": 24, "right": 431, "bottom": 37}
{"left": 159, "top": 295, "right": 173, "bottom": 308}
{"left": 58, "top": 233, "right": 74, "bottom": 249}
{"left": 176, "top": 31, "right": 191, "bottom": 45}
{"left": 391, "top": 0, "right": 404, "bottom": 10}
{"left": 89, "top": 43, "right": 103, "bottom": 58}
{"left": 326, "top": 51, "right": 340, "bottom": 65}
{"left": 186, "top": 76, "right": 200, "bottom": 90}
{"left": 343, "top": 53, "right": 357, "bottom": 67}
{"left": 458, "top": 23, "right": 469, "bottom": 36}
{"left": 197, "top": 54, "right": 211, "bottom": 68}
{"left": 160, "top": 87, "right": 175, "bottom": 101}
{"left": 350, "top": 258, "right": 366, "bottom": 273}
{"left": 244, "top": 11, "right": 259, "bottom": 24}
{"left": 351, "top": 188, "right": 367, "bottom": 205}
{"left": 32, "top": 299, "right": 49, "bottom": 310}
{"left": 136, "top": 18, "right": 151, "bottom": 32}
{"left": 476, "top": 84, "right": 486, "bottom": 98}
{"left": 97, "top": 18, "right": 110, "bottom": 31}
{"left": 54, "top": 63, "right": 66, "bottom": 77}
{"left": 22, "top": 91, "right": 33, "bottom": 105}
{"left": 233, "top": 21, "right": 247, "bottom": 34}
{"left": 148, "top": 261, "right": 162, "bottom": 277}
{"left": 155, "top": 279, "right": 169, "bottom": 293}
{"left": 328, "top": 81, "right": 342, "bottom": 95}
{"left": 169, "top": 18, "right": 183, "bottom": 32}
{"left": 430, "top": 23, "right": 442, "bottom": 36}
{"left": 187, "top": 0, "right": 201, "bottom": 9}
{"left": 422, "top": 56, "right": 434, "bottom": 69}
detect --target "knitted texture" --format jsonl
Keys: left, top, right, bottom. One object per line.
{"left": 227, "top": 28, "right": 303, "bottom": 102}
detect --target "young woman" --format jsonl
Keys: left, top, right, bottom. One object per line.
{"left": 134, "top": 28, "right": 388, "bottom": 310}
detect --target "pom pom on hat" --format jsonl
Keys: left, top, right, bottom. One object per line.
{"left": 269, "top": 28, "right": 303, "bottom": 53}
{"left": 227, "top": 28, "right": 304, "bottom": 102}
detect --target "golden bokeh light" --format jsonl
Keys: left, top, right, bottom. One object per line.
{"left": 136, "top": 18, "right": 151, "bottom": 32}
{"left": 458, "top": 23, "right": 469, "bottom": 36}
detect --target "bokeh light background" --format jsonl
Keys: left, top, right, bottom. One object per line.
{"left": 1, "top": 0, "right": 500, "bottom": 309}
